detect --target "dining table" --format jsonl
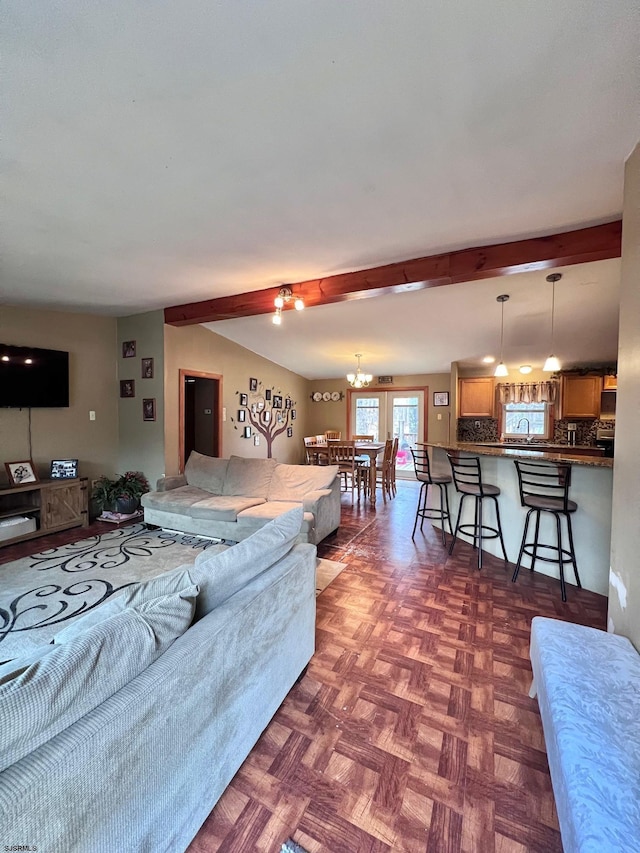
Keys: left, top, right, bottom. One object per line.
{"left": 313, "top": 441, "right": 387, "bottom": 507}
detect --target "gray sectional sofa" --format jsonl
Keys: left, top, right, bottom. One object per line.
{"left": 142, "top": 451, "right": 341, "bottom": 544}
{"left": 0, "top": 507, "right": 316, "bottom": 852}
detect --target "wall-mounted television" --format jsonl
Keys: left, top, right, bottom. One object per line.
{"left": 0, "top": 344, "right": 69, "bottom": 408}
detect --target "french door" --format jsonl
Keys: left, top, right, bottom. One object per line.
{"left": 349, "top": 389, "right": 426, "bottom": 477}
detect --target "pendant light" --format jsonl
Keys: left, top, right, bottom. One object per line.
{"left": 346, "top": 353, "right": 373, "bottom": 388}
{"left": 494, "top": 294, "right": 509, "bottom": 377}
{"left": 543, "top": 273, "right": 561, "bottom": 372}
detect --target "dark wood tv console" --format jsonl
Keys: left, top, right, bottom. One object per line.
{"left": 0, "top": 477, "right": 89, "bottom": 547}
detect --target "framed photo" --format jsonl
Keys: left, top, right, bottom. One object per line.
{"left": 287, "top": 427, "right": 293, "bottom": 438}
{"left": 291, "top": 409, "right": 296, "bottom": 420}
{"left": 243, "top": 426, "right": 252, "bottom": 439}
{"left": 142, "top": 398, "right": 156, "bottom": 422}
{"left": 5, "top": 459, "right": 38, "bottom": 487}
{"left": 285, "top": 398, "right": 292, "bottom": 409}
{"left": 265, "top": 389, "right": 272, "bottom": 401}
{"left": 122, "top": 340, "right": 136, "bottom": 358}
{"left": 120, "top": 379, "right": 135, "bottom": 398}
{"left": 239, "top": 393, "right": 248, "bottom": 407}
{"left": 253, "top": 435, "right": 260, "bottom": 446}
{"left": 50, "top": 459, "right": 78, "bottom": 479}
{"left": 249, "top": 378, "right": 258, "bottom": 392}
{"left": 262, "top": 410, "right": 271, "bottom": 424}
{"left": 141, "top": 357, "right": 154, "bottom": 379}
{"left": 273, "top": 395, "right": 282, "bottom": 409}
{"left": 433, "top": 391, "right": 450, "bottom": 407}
{"left": 237, "top": 409, "right": 246, "bottom": 422}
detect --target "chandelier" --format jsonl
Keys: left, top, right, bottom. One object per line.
{"left": 272, "top": 286, "right": 304, "bottom": 325}
{"left": 346, "top": 353, "right": 373, "bottom": 388}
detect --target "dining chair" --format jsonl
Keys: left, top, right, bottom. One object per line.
{"left": 328, "top": 440, "right": 364, "bottom": 504}
{"left": 373, "top": 438, "right": 395, "bottom": 501}
{"left": 389, "top": 436, "right": 399, "bottom": 496}
{"left": 324, "top": 430, "right": 341, "bottom": 440}
{"left": 303, "top": 436, "right": 318, "bottom": 465}
{"left": 351, "top": 434, "right": 375, "bottom": 441}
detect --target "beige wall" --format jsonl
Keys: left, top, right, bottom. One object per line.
{"left": 608, "top": 141, "right": 640, "bottom": 648}
{"left": 0, "top": 306, "right": 119, "bottom": 484}
{"left": 163, "top": 324, "right": 310, "bottom": 475}
{"left": 307, "top": 373, "right": 452, "bottom": 445}
{"left": 118, "top": 311, "right": 166, "bottom": 488}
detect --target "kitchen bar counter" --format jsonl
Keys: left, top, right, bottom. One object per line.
{"left": 418, "top": 441, "right": 612, "bottom": 596}
{"left": 420, "top": 441, "right": 613, "bottom": 468}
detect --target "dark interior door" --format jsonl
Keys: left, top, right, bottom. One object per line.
{"left": 181, "top": 373, "right": 221, "bottom": 469}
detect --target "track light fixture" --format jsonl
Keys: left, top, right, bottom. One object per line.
{"left": 272, "top": 286, "right": 304, "bottom": 325}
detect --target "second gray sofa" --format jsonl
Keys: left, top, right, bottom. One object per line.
{"left": 142, "top": 452, "right": 341, "bottom": 544}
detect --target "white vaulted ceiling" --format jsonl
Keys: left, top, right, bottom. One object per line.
{"left": 2, "top": 1, "right": 639, "bottom": 375}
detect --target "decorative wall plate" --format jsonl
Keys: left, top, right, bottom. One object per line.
{"left": 312, "top": 392, "right": 323, "bottom": 401}
{"left": 322, "top": 391, "right": 331, "bottom": 401}
{"left": 330, "top": 391, "right": 341, "bottom": 401}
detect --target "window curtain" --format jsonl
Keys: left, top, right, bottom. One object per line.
{"left": 497, "top": 381, "right": 558, "bottom": 405}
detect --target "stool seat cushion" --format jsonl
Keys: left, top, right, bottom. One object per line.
{"left": 458, "top": 483, "right": 500, "bottom": 497}
{"left": 524, "top": 496, "right": 578, "bottom": 512}
{"left": 417, "top": 473, "right": 451, "bottom": 485}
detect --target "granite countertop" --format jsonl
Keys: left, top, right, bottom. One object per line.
{"left": 419, "top": 441, "right": 613, "bottom": 468}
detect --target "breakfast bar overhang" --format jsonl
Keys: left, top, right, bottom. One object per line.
{"left": 420, "top": 442, "right": 613, "bottom": 596}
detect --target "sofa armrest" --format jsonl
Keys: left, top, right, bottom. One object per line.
{"left": 156, "top": 475, "right": 187, "bottom": 492}
{"left": 302, "top": 489, "right": 332, "bottom": 514}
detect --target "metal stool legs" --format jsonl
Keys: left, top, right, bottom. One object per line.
{"left": 412, "top": 480, "right": 452, "bottom": 546}
{"left": 512, "top": 508, "right": 582, "bottom": 602}
{"left": 449, "top": 493, "right": 508, "bottom": 570}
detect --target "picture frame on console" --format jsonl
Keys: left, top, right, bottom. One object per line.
{"left": 5, "top": 459, "right": 39, "bottom": 487}
{"left": 50, "top": 459, "right": 78, "bottom": 479}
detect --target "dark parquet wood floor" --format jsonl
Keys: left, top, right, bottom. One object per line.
{"left": 1, "top": 482, "right": 608, "bottom": 852}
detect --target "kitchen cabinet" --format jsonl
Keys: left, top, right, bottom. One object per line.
{"left": 0, "top": 478, "right": 88, "bottom": 547}
{"left": 603, "top": 374, "right": 617, "bottom": 390}
{"left": 560, "top": 375, "right": 602, "bottom": 419}
{"left": 459, "top": 378, "right": 495, "bottom": 418}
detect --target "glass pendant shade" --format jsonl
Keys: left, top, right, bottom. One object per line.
{"left": 494, "top": 362, "right": 508, "bottom": 377}
{"left": 494, "top": 295, "right": 509, "bottom": 378}
{"left": 543, "top": 354, "right": 560, "bottom": 372}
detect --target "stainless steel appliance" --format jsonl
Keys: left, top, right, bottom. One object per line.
{"left": 595, "top": 428, "right": 615, "bottom": 458}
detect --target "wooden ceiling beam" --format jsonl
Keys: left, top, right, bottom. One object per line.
{"left": 164, "top": 220, "right": 622, "bottom": 326}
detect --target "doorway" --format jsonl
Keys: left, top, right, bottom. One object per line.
{"left": 179, "top": 369, "right": 223, "bottom": 471}
{"left": 348, "top": 388, "right": 427, "bottom": 478}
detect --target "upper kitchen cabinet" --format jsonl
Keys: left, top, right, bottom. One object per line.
{"left": 560, "top": 374, "right": 603, "bottom": 419}
{"left": 603, "top": 374, "right": 618, "bottom": 390}
{"left": 459, "top": 378, "right": 495, "bottom": 418}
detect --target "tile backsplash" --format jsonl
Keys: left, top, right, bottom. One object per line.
{"left": 457, "top": 417, "right": 615, "bottom": 445}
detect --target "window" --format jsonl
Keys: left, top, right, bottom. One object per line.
{"left": 503, "top": 401, "right": 551, "bottom": 439}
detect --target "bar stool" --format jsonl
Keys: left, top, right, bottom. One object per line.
{"left": 512, "top": 460, "right": 581, "bottom": 602}
{"left": 410, "top": 447, "right": 452, "bottom": 546}
{"left": 447, "top": 453, "right": 508, "bottom": 570}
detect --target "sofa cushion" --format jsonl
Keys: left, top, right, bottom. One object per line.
{"left": 222, "top": 455, "right": 277, "bottom": 498}
{"left": 267, "top": 463, "right": 338, "bottom": 502}
{"left": 191, "top": 505, "right": 303, "bottom": 617}
{"left": 142, "top": 485, "right": 212, "bottom": 512}
{"left": 0, "top": 586, "right": 198, "bottom": 772}
{"left": 184, "top": 452, "right": 229, "bottom": 494}
{"left": 52, "top": 566, "right": 197, "bottom": 643}
{"left": 188, "top": 495, "right": 265, "bottom": 521}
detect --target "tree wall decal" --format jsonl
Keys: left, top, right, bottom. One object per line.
{"left": 231, "top": 380, "right": 296, "bottom": 458}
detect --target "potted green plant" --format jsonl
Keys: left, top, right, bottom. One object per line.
{"left": 92, "top": 471, "right": 150, "bottom": 516}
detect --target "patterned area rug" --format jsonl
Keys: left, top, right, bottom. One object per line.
{"left": 0, "top": 524, "right": 346, "bottom": 659}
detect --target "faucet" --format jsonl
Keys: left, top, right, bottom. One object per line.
{"left": 517, "top": 417, "right": 532, "bottom": 442}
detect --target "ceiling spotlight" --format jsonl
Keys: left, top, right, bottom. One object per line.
{"left": 519, "top": 365, "right": 533, "bottom": 374}
{"left": 272, "top": 286, "right": 304, "bottom": 324}
{"left": 482, "top": 356, "right": 496, "bottom": 364}
{"left": 494, "top": 295, "right": 509, "bottom": 378}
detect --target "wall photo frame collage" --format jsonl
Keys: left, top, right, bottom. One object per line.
{"left": 121, "top": 341, "right": 155, "bottom": 421}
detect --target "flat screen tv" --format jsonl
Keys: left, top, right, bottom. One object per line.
{"left": 0, "top": 344, "right": 69, "bottom": 408}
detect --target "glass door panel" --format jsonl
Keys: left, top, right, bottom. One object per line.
{"left": 351, "top": 390, "right": 424, "bottom": 479}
